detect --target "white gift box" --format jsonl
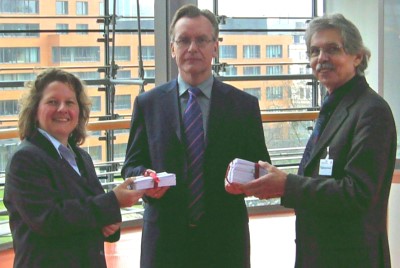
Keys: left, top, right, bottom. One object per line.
{"left": 128, "top": 172, "right": 176, "bottom": 190}
{"left": 226, "top": 158, "right": 267, "bottom": 184}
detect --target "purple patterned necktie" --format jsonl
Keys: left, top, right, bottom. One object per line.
{"left": 183, "top": 87, "right": 205, "bottom": 224}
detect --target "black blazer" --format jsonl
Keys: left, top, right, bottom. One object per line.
{"left": 122, "top": 78, "right": 270, "bottom": 268}
{"left": 282, "top": 76, "right": 397, "bottom": 268}
{"left": 4, "top": 130, "right": 122, "bottom": 268}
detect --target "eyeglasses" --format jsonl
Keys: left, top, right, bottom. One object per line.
{"left": 307, "top": 44, "right": 344, "bottom": 58}
{"left": 174, "top": 37, "right": 215, "bottom": 49}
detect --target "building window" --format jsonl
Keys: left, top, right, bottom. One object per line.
{"left": 114, "top": 143, "right": 128, "bottom": 160}
{"left": 90, "top": 96, "right": 101, "bottom": 112}
{"left": 244, "top": 87, "right": 261, "bottom": 100}
{"left": 76, "top": 1, "right": 88, "bottom": 15}
{"left": 56, "top": 1, "right": 68, "bottom": 15}
{"left": 267, "top": 65, "right": 283, "bottom": 75}
{"left": 115, "top": 95, "right": 131, "bottom": 110}
{"left": 115, "top": 46, "right": 130, "bottom": 61}
{"left": 0, "top": 0, "right": 39, "bottom": 14}
{"left": 219, "top": 45, "right": 237, "bottom": 59}
{"left": 56, "top": 24, "right": 68, "bottom": 35}
{"left": 52, "top": 47, "right": 100, "bottom": 63}
{"left": 221, "top": 65, "right": 237, "bottom": 76}
{"left": 144, "top": 69, "right": 155, "bottom": 78}
{"left": 83, "top": 146, "right": 102, "bottom": 161}
{"left": 266, "top": 86, "right": 283, "bottom": 100}
{"left": 117, "top": 70, "right": 131, "bottom": 79}
{"left": 243, "top": 45, "right": 260, "bottom": 59}
{"left": 73, "top": 71, "right": 100, "bottom": 80}
{"left": 0, "top": 47, "right": 39, "bottom": 63}
{"left": 0, "top": 24, "right": 39, "bottom": 37}
{"left": 266, "top": 45, "right": 283, "bottom": 58}
{"left": 243, "top": 66, "right": 261, "bottom": 75}
{"left": 0, "top": 100, "right": 18, "bottom": 115}
{"left": 140, "top": 46, "right": 155, "bottom": 60}
{"left": 76, "top": 24, "right": 88, "bottom": 35}
{"left": 0, "top": 73, "right": 35, "bottom": 82}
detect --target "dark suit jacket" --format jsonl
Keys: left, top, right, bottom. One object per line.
{"left": 122, "top": 78, "right": 270, "bottom": 268}
{"left": 4, "top": 130, "right": 122, "bottom": 268}
{"left": 282, "top": 76, "right": 397, "bottom": 268}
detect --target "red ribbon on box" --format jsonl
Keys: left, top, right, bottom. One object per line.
{"left": 149, "top": 172, "right": 160, "bottom": 188}
{"left": 254, "top": 163, "right": 260, "bottom": 179}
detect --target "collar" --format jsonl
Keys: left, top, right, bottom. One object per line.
{"left": 178, "top": 74, "right": 213, "bottom": 99}
{"left": 37, "top": 128, "right": 73, "bottom": 158}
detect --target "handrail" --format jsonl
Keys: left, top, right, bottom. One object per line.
{"left": 0, "top": 111, "right": 319, "bottom": 140}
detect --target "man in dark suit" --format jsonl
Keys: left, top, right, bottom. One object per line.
{"left": 234, "top": 14, "right": 397, "bottom": 268}
{"left": 121, "top": 4, "right": 270, "bottom": 268}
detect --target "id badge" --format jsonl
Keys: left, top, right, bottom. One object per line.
{"left": 319, "top": 146, "right": 333, "bottom": 176}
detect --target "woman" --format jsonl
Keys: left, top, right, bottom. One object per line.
{"left": 4, "top": 68, "right": 143, "bottom": 268}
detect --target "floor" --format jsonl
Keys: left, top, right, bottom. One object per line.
{"left": 1, "top": 212, "right": 296, "bottom": 267}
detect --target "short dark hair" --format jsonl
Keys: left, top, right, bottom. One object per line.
{"left": 18, "top": 68, "right": 91, "bottom": 145}
{"left": 305, "top": 13, "right": 371, "bottom": 76}
{"left": 169, "top": 4, "right": 219, "bottom": 42}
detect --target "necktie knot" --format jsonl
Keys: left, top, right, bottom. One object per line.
{"left": 188, "top": 87, "right": 202, "bottom": 98}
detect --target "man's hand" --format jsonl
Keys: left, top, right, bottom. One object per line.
{"left": 240, "top": 161, "right": 287, "bottom": 199}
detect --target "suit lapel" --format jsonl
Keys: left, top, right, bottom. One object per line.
{"left": 30, "top": 131, "right": 100, "bottom": 194}
{"left": 305, "top": 79, "right": 366, "bottom": 169}
{"left": 159, "top": 80, "right": 183, "bottom": 141}
{"left": 206, "top": 80, "right": 230, "bottom": 147}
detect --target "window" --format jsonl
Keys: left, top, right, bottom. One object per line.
{"left": 0, "top": 24, "right": 39, "bottom": 37}
{"left": 0, "top": 0, "right": 38, "bottom": 14}
{"left": 73, "top": 71, "right": 100, "bottom": 80}
{"left": 144, "top": 69, "right": 155, "bottom": 78}
{"left": 115, "top": 46, "right": 130, "bottom": 61}
{"left": 76, "top": 24, "right": 88, "bottom": 35}
{"left": 244, "top": 88, "right": 261, "bottom": 100}
{"left": 299, "top": 87, "right": 311, "bottom": 100}
{"left": 219, "top": 45, "right": 237, "bottom": 59}
{"left": 56, "top": 1, "right": 68, "bottom": 15}
{"left": 0, "top": 100, "right": 18, "bottom": 115}
{"left": 221, "top": 65, "right": 237, "bottom": 76}
{"left": 90, "top": 96, "right": 101, "bottom": 112}
{"left": 114, "top": 143, "right": 128, "bottom": 160}
{"left": 243, "top": 45, "right": 260, "bottom": 59}
{"left": 117, "top": 70, "right": 131, "bottom": 79}
{"left": 0, "top": 143, "right": 18, "bottom": 171}
{"left": 243, "top": 66, "right": 261, "bottom": 75}
{"left": 267, "top": 65, "right": 283, "bottom": 75}
{"left": 76, "top": 1, "right": 88, "bottom": 15}
{"left": 56, "top": 24, "right": 68, "bottom": 35}
{"left": 0, "top": 47, "right": 39, "bottom": 63}
{"left": 266, "top": 86, "right": 283, "bottom": 100}
{"left": 293, "top": 35, "right": 305, "bottom": 44}
{"left": 114, "top": 95, "right": 131, "bottom": 110}
{"left": 140, "top": 46, "right": 155, "bottom": 60}
{"left": 266, "top": 45, "right": 283, "bottom": 58}
{"left": 0, "top": 73, "right": 35, "bottom": 82}
{"left": 83, "top": 146, "right": 102, "bottom": 161}
{"left": 52, "top": 47, "right": 100, "bottom": 63}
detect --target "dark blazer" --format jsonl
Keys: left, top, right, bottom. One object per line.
{"left": 282, "top": 76, "right": 397, "bottom": 268}
{"left": 4, "top": 130, "right": 122, "bottom": 268}
{"left": 122, "top": 78, "right": 270, "bottom": 268}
